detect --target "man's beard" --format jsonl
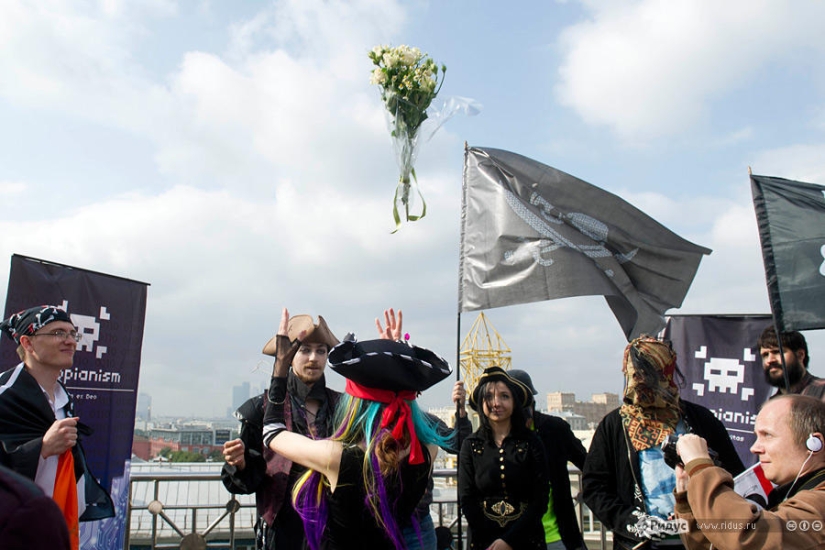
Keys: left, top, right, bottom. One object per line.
{"left": 295, "top": 363, "right": 322, "bottom": 384}
{"left": 764, "top": 354, "right": 805, "bottom": 388}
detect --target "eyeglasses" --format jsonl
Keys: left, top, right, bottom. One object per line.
{"left": 29, "top": 330, "right": 82, "bottom": 343}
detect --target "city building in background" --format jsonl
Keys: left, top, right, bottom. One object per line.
{"left": 132, "top": 421, "right": 239, "bottom": 461}
{"left": 546, "top": 391, "right": 620, "bottom": 428}
{"left": 549, "top": 410, "right": 589, "bottom": 431}
{"left": 230, "top": 382, "right": 251, "bottom": 416}
{"left": 136, "top": 392, "right": 152, "bottom": 421}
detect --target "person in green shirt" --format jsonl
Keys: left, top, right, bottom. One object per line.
{"left": 509, "top": 370, "right": 588, "bottom": 550}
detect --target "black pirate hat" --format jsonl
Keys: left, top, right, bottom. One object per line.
{"left": 469, "top": 366, "right": 534, "bottom": 412}
{"left": 329, "top": 337, "right": 451, "bottom": 393}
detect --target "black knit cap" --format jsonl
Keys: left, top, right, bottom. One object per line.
{"left": 469, "top": 366, "right": 534, "bottom": 412}
{"left": 329, "top": 337, "right": 452, "bottom": 393}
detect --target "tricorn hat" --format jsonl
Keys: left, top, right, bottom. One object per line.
{"left": 329, "top": 337, "right": 451, "bottom": 393}
{"left": 262, "top": 314, "right": 339, "bottom": 356}
{"left": 331, "top": 336, "right": 451, "bottom": 466}
{"left": 469, "top": 366, "right": 534, "bottom": 412}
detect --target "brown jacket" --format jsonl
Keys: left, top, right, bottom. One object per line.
{"left": 675, "top": 459, "right": 825, "bottom": 549}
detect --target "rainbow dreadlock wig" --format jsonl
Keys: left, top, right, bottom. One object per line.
{"left": 292, "top": 337, "right": 452, "bottom": 550}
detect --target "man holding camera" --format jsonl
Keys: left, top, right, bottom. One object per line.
{"left": 674, "top": 394, "right": 825, "bottom": 549}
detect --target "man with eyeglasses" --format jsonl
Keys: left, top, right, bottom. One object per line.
{"left": 0, "top": 305, "right": 114, "bottom": 547}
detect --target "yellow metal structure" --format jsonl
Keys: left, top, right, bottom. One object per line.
{"left": 460, "top": 312, "right": 511, "bottom": 395}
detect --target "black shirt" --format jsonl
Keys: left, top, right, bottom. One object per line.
{"left": 324, "top": 444, "right": 431, "bottom": 549}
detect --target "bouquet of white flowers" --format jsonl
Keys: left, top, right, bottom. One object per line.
{"left": 369, "top": 44, "right": 446, "bottom": 231}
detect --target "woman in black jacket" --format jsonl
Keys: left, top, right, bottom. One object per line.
{"left": 459, "top": 367, "right": 550, "bottom": 550}
{"left": 582, "top": 337, "right": 744, "bottom": 550}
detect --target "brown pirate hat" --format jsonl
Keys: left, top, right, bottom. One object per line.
{"left": 262, "top": 314, "right": 339, "bottom": 356}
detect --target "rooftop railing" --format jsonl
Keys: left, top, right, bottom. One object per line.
{"left": 127, "top": 465, "right": 610, "bottom": 549}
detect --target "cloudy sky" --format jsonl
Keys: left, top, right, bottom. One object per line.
{"left": 2, "top": 0, "right": 825, "bottom": 417}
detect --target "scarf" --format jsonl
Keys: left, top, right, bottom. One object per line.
{"left": 344, "top": 379, "right": 424, "bottom": 465}
{"left": 620, "top": 337, "right": 681, "bottom": 451}
{"left": 287, "top": 370, "right": 333, "bottom": 438}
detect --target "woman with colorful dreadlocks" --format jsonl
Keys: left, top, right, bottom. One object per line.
{"left": 262, "top": 314, "right": 453, "bottom": 550}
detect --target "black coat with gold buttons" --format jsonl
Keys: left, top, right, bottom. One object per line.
{"left": 459, "top": 429, "right": 550, "bottom": 550}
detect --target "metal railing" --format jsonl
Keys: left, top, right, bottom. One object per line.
{"left": 127, "top": 466, "right": 610, "bottom": 549}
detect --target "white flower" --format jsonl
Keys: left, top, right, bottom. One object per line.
{"left": 367, "top": 43, "right": 448, "bottom": 226}
{"left": 401, "top": 47, "right": 418, "bottom": 66}
{"left": 370, "top": 68, "right": 387, "bottom": 85}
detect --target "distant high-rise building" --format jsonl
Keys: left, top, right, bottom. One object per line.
{"left": 255, "top": 381, "right": 267, "bottom": 398}
{"left": 136, "top": 392, "right": 152, "bottom": 421}
{"left": 231, "top": 382, "right": 251, "bottom": 414}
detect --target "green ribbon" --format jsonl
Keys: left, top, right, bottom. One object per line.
{"left": 391, "top": 167, "right": 427, "bottom": 233}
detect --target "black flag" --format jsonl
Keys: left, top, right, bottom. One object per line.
{"left": 751, "top": 175, "right": 825, "bottom": 331}
{"left": 460, "top": 147, "right": 712, "bottom": 340}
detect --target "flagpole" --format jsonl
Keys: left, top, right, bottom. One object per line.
{"left": 453, "top": 142, "right": 470, "bottom": 550}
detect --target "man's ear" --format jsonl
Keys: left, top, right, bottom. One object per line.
{"left": 795, "top": 348, "right": 807, "bottom": 367}
{"left": 19, "top": 335, "right": 34, "bottom": 354}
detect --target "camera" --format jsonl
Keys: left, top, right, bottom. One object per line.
{"left": 662, "top": 434, "right": 682, "bottom": 469}
{"left": 661, "top": 434, "right": 720, "bottom": 469}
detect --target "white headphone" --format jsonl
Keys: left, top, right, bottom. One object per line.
{"left": 783, "top": 434, "right": 823, "bottom": 502}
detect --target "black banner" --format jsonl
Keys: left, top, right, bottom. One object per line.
{"left": 663, "top": 314, "right": 774, "bottom": 467}
{"left": 1, "top": 254, "right": 148, "bottom": 548}
{"left": 751, "top": 174, "right": 825, "bottom": 331}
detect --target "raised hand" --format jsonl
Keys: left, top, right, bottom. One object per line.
{"left": 375, "top": 308, "right": 403, "bottom": 341}
{"left": 273, "top": 307, "right": 299, "bottom": 378}
{"left": 278, "top": 308, "right": 289, "bottom": 336}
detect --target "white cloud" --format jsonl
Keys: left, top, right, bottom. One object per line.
{"left": 0, "top": 173, "right": 464, "bottom": 415}
{"left": 3, "top": 1, "right": 823, "bottom": 417}
{"left": 0, "top": 1, "right": 161, "bottom": 107}
{"left": 751, "top": 143, "right": 825, "bottom": 183}
{"left": 615, "top": 189, "right": 729, "bottom": 237}
{"left": 682, "top": 203, "right": 770, "bottom": 313}
{"left": 0, "top": 181, "right": 26, "bottom": 196}
{"left": 555, "top": 0, "right": 825, "bottom": 141}
{"left": 0, "top": 1, "right": 404, "bottom": 197}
